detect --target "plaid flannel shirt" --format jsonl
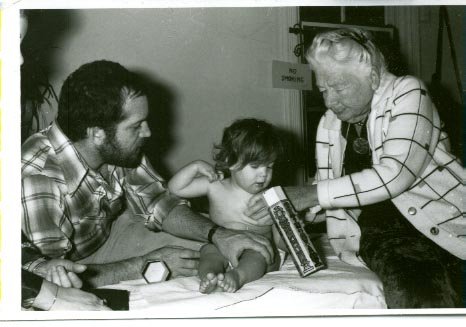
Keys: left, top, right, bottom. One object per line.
{"left": 312, "top": 72, "right": 466, "bottom": 265}
{"left": 21, "top": 122, "right": 186, "bottom": 261}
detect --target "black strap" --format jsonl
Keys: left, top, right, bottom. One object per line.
{"left": 207, "top": 225, "right": 220, "bottom": 243}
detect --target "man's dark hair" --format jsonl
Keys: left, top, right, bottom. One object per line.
{"left": 57, "top": 60, "right": 145, "bottom": 142}
{"left": 214, "top": 118, "right": 283, "bottom": 174}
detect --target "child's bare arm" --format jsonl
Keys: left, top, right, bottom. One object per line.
{"left": 168, "top": 160, "right": 220, "bottom": 198}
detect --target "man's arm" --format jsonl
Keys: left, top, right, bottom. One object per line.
{"left": 57, "top": 186, "right": 315, "bottom": 287}
{"left": 124, "top": 157, "right": 273, "bottom": 268}
{"left": 81, "top": 245, "right": 200, "bottom": 287}
{"left": 162, "top": 204, "right": 274, "bottom": 267}
{"left": 81, "top": 256, "right": 145, "bottom": 287}
{"left": 22, "top": 175, "right": 73, "bottom": 259}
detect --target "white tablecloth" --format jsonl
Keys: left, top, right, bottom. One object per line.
{"left": 104, "top": 234, "right": 387, "bottom": 316}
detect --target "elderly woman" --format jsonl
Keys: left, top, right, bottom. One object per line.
{"left": 247, "top": 28, "right": 465, "bottom": 308}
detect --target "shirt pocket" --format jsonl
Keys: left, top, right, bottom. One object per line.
{"left": 71, "top": 189, "right": 123, "bottom": 225}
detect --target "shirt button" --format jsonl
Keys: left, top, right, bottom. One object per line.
{"left": 430, "top": 227, "right": 439, "bottom": 235}
{"left": 408, "top": 207, "right": 417, "bottom": 215}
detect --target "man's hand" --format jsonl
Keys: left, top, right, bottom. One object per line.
{"left": 212, "top": 228, "right": 274, "bottom": 267}
{"left": 142, "top": 246, "right": 200, "bottom": 278}
{"left": 243, "top": 193, "right": 273, "bottom": 225}
{"left": 34, "top": 259, "right": 87, "bottom": 289}
{"left": 51, "top": 286, "right": 111, "bottom": 311}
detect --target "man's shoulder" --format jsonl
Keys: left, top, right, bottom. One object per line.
{"left": 21, "top": 132, "right": 62, "bottom": 180}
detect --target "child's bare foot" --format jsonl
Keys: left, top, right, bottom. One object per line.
{"left": 218, "top": 270, "right": 241, "bottom": 293}
{"left": 199, "top": 272, "right": 219, "bottom": 294}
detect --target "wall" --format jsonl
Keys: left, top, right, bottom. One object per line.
{"left": 418, "top": 6, "right": 463, "bottom": 103}
{"left": 26, "top": 6, "right": 461, "bottom": 181}
{"left": 386, "top": 5, "right": 462, "bottom": 102}
{"left": 380, "top": 5, "right": 462, "bottom": 155}
{"left": 417, "top": 6, "right": 463, "bottom": 155}
{"left": 27, "top": 8, "right": 298, "bottom": 177}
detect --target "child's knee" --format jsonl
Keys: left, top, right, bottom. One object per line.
{"left": 241, "top": 248, "right": 279, "bottom": 273}
{"left": 200, "top": 243, "right": 219, "bottom": 255}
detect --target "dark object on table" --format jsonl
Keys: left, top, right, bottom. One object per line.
{"left": 85, "top": 288, "right": 130, "bottom": 311}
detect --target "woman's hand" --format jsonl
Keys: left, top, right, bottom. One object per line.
{"left": 243, "top": 193, "right": 273, "bottom": 226}
{"left": 243, "top": 185, "right": 320, "bottom": 226}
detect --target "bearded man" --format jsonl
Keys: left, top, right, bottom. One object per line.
{"left": 22, "top": 60, "right": 274, "bottom": 288}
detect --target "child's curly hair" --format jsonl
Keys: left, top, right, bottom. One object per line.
{"left": 213, "top": 118, "right": 284, "bottom": 176}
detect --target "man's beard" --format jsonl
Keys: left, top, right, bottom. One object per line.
{"left": 99, "top": 133, "right": 144, "bottom": 168}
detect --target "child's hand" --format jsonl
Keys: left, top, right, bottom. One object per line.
{"left": 194, "top": 160, "right": 222, "bottom": 182}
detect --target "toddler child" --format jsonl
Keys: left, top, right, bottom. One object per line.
{"left": 168, "top": 118, "right": 284, "bottom": 293}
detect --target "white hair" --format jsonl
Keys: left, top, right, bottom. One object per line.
{"left": 305, "top": 28, "right": 387, "bottom": 75}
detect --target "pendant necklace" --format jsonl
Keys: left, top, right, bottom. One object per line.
{"left": 352, "top": 118, "right": 370, "bottom": 155}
